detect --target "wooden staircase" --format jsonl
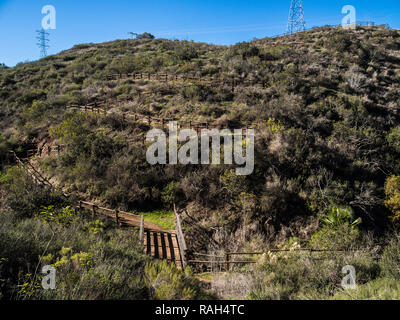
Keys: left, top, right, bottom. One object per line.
{"left": 143, "top": 230, "right": 183, "bottom": 270}
{"left": 78, "top": 201, "right": 186, "bottom": 270}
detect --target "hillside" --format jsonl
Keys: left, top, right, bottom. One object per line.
{"left": 1, "top": 25, "right": 400, "bottom": 299}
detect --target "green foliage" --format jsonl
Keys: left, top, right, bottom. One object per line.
{"left": 0, "top": 205, "right": 207, "bottom": 300}
{"left": 321, "top": 206, "right": 362, "bottom": 230}
{"left": 22, "top": 100, "right": 48, "bottom": 121}
{"left": 50, "top": 112, "right": 90, "bottom": 142}
{"left": 138, "top": 210, "right": 175, "bottom": 230}
{"left": 1, "top": 28, "right": 400, "bottom": 301}
{"left": 161, "top": 182, "right": 180, "bottom": 207}
{"left": 387, "top": 127, "right": 400, "bottom": 153}
{"left": 330, "top": 278, "right": 400, "bottom": 300}
{"left": 82, "top": 219, "right": 105, "bottom": 235}
{"left": 180, "top": 84, "right": 211, "bottom": 101}
{"left": 16, "top": 273, "right": 42, "bottom": 299}
{"left": 384, "top": 176, "right": 400, "bottom": 222}
{"left": 144, "top": 260, "right": 205, "bottom": 300}
{"left": 0, "top": 134, "right": 8, "bottom": 170}
{"left": 308, "top": 223, "right": 360, "bottom": 250}
{"left": 39, "top": 205, "right": 75, "bottom": 227}
{"left": 0, "top": 257, "right": 7, "bottom": 299}
{"left": 248, "top": 240, "right": 379, "bottom": 300}
{"left": 1, "top": 166, "right": 68, "bottom": 219}
{"left": 380, "top": 237, "right": 400, "bottom": 280}
{"left": 265, "top": 117, "right": 284, "bottom": 133}
{"left": 130, "top": 32, "right": 155, "bottom": 40}
{"left": 220, "top": 169, "right": 246, "bottom": 196}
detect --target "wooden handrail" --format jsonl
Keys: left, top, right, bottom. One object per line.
{"left": 78, "top": 201, "right": 171, "bottom": 232}
{"left": 227, "top": 248, "right": 375, "bottom": 254}
{"left": 139, "top": 215, "right": 144, "bottom": 246}
{"left": 188, "top": 260, "right": 257, "bottom": 264}
{"left": 174, "top": 204, "right": 187, "bottom": 269}
{"left": 66, "top": 104, "right": 256, "bottom": 138}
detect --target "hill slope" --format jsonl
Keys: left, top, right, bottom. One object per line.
{"left": 1, "top": 25, "right": 400, "bottom": 244}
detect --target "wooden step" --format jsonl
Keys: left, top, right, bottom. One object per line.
{"left": 171, "top": 234, "right": 182, "bottom": 270}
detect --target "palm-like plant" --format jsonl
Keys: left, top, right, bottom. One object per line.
{"left": 322, "top": 206, "right": 362, "bottom": 229}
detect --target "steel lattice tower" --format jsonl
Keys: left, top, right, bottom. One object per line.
{"left": 36, "top": 29, "right": 50, "bottom": 58}
{"left": 287, "top": 0, "right": 306, "bottom": 34}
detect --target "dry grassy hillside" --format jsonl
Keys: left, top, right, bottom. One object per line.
{"left": 1, "top": 25, "right": 400, "bottom": 300}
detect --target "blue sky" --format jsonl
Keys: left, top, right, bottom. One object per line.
{"left": 1, "top": 0, "right": 399, "bottom": 67}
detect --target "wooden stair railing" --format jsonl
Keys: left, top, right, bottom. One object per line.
{"left": 7, "top": 150, "right": 184, "bottom": 269}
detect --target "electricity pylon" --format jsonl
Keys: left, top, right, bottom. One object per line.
{"left": 36, "top": 29, "right": 50, "bottom": 58}
{"left": 287, "top": 0, "right": 306, "bottom": 34}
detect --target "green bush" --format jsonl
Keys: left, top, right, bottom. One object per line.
{"left": 321, "top": 206, "right": 362, "bottom": 230}
{"left": 330, "top": 278, "right": 400, "bottom": 300}
{"left": 387, "top": 127, "right": 400, "bottom": 153}
{"left": 0, "top": 205, "right": 207, "bottom": 300}
{"left": 385, "top": 176, "right": 400, "bottom": 222}
{"left": 308, "top": 223, "right": 361, "bottom": 250}
{"left": 1, "top": 167, "right": 68, "bottom": 219}
{"left": 251, "top": 245, "right": 379, "bottom": 300}
{"left": 380, "top": 237, "right": 400, "bottom": 280}
{"left": 144, "top": 260, "right": 206, "bottom": 300}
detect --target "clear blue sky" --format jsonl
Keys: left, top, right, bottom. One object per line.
{"left": 1, "top": 0, "right": 399, "bottom": 67}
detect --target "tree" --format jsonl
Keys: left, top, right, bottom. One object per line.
{"left": 128, "top": 32, "right": 155, "bottom": 40}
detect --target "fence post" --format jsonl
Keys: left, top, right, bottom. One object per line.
{"left": 139, "top": 215, "right": 144, "bottom": 246}
{"left": 27, "top": 149, "right": 35, "bottom": 158}
{"left": 115, "top": 209, "right": 120, "bottom": 226}
{"left": 174, "top": 204, "right": 188, "bottom": 270}
{"left": 225, "top": 252, "right": 230, "bottom": 272}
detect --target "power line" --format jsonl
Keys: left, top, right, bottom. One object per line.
{"left": 287, "top": 0, "right": 306, "bottom": 34}
{"left": 36, "top": 29, "right": 50, "bottom": 58}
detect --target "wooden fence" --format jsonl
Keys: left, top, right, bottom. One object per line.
{"left": 8, "top": 150, "right": 54, "bottom": 190}
{"left": 187, "top": 247, "right": 381, "bottom": 271}
{"left": 8, "top": 150, "right": 172, "bottom": 234}
{"left": 103, "top": 72, "right": 269, "bottom": 90}
{"left": 7, "top": 149, "right": 384, "bottom": 272}
{"left": 66, "top": 102, "right": 256, "bottom": 138}
{"left": 174, "top": 204, "right": 188, "bottom": 269}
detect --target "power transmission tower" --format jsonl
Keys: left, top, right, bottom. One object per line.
{"left": 36, "top": 29, "right": 50, "bottom": 58}
{"left": 287, "top": 0, "right": 306, "bottom": 34}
